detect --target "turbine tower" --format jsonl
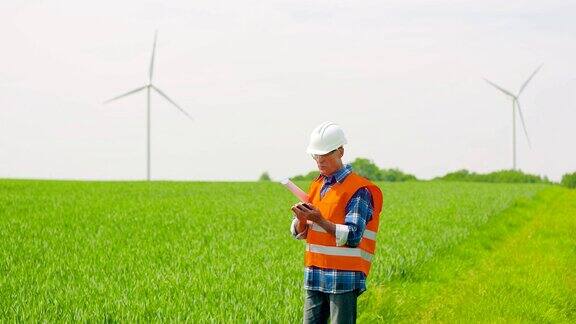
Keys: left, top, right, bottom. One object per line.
{"left": 104, "top": 31, "right": 193, "bottom": 181}
{"left": 484, "top": 64, "right": 542, "bottom": 170}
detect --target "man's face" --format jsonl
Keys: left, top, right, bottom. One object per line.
{"left": 312, "top": 147, "right": 344, "bottom": 176}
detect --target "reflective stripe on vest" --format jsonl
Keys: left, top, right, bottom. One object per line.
{"left": 306, "top": 243, "right": 374, "bottom": 262}
{"left": 310, "top": 223, "right": 377, "bottom": 241}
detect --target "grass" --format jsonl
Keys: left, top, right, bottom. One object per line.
{"left": 359, "top": 186, "right": 576, "bottom": 322}
{"left": 1, "top": 179, "right": 572, "bottom": 321}
{"left": 419, "top": 187, "right": 576, "bottom": 322}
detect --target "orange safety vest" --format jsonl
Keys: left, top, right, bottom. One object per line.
{"left": 305, "top": 172, "right": 383, "bottom": 276}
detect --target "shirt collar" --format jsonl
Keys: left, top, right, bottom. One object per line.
{"left": 321, "top": 164, "right": 352, "bottom": 184}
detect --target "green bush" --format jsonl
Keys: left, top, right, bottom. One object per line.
{"left": 436, "top": 169, "right": 549, "bottom": 184}
{"left": 381, "top": 168, "right": 418, "bottom": 182}
{"left": 439, "top": 169, "right": 474, "bottom": 181}
{"left": 351, "top": 158, "right": 382, "bottom": 181}
{"left": 259, "top": 172, "right": 271, "bottom": 181}
{"left": 350, "top": 158, "right": 417, "bottom": 182}
{"left": 561, "top": 172, "right": 576, "bottom": 189}
{"left": 291, "top": 170, "right": 320, "bottom": 181}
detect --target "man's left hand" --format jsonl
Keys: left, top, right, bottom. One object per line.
{"left": 292, "top": 203, "right": 324, "bottom": 223}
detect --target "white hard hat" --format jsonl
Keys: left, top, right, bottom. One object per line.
{"left": 306, "top": 121, "right": 347, "bottom": 155}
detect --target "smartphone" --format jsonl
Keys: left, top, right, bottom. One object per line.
{"left": 299, "top": 203, "right": 313, "bottom": 210}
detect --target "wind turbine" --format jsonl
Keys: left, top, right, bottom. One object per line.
{"left": 104, "top": 31, "right": 193, "bottom": 181}
{"left": 484, "top": 64, "right": 542, "bottom": 170}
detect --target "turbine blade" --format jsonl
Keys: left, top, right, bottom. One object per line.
{"left": 515, "top": 99, "right": 532, "bottom": 148}
{"left": 483, "top": 78, "right": 515, "bottom": 98}
{"left": 103, "top": 86, "right": 147, "bottom": 104}
{"left": 152, "top": 85, "right": 194, "bottom": 121}
{"left": 517, "top": 63, "right": 543, "bottom": 96}
{"left": 149, "top": 30, "right": 158, "bottom": 84}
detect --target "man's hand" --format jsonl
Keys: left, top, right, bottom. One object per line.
{"left": 291, "top": 202, "right": 319, "bottom": 222}
{"left": 291, "top": 203, "right": 310, "bottom": 233}
{"left": 291, "top": 203, "right": 336, "bottom": 236}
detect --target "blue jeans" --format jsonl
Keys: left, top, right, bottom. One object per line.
{"left": 303, "top": 289, "right": 358, "bottom": 324}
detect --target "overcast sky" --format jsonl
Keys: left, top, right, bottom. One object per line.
{"left": 1, "top": 0, "right": 575, "bottom": 182}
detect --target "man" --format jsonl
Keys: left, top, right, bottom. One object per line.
{"left": 290, "top": 121, "right": 384, "bottom": 324}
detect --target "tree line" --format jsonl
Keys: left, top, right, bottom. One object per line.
{"left": 260, "top": 158, "right": 576, "bottom": 188}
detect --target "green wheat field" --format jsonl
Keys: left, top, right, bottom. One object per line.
{"left": 1, "top": 179, "right": 574, "bottom": 322}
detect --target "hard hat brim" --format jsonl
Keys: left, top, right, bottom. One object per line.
{"left": 306, "top": 145, "right": 340, "bottom": 155}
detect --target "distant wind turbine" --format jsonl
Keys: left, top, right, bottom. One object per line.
{"left": 104, "top": 31, "right": 193, "bottom": 181}
{"left": 484, "top": 64, "right": 542, "bottom": 170}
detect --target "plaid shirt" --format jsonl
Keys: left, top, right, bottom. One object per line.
{"left": 291, "top": 164, "right": 374, "bottom": 295}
